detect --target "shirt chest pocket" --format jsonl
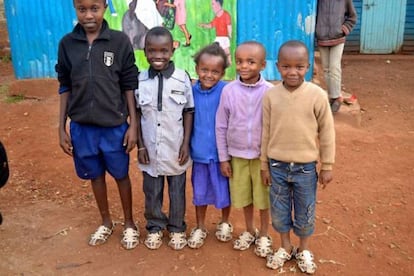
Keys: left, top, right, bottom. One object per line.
{"left": 167, "top": 92, "right": 187, "bottom": 112}
{"left": 138, "top": 92, "right": 154, "bottom": 114}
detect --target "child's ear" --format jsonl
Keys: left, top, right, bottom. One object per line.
{"left": 261, "top": 60, "right": 267, "bottom": 70}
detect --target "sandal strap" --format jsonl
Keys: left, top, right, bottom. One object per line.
{"left": 190, "top": 228, "right": 207, "bottom": 240}
{"left": 89, "top": 224, "right": 113, "bottom": 246}
{"left": 122, "top": 228, "right": 139, "bottom": 242}
{"left": 296, "top": 250, "right": 317, "bottom": 274}
{"left": 266, "top": 247, "right": 294, "bottom": 270}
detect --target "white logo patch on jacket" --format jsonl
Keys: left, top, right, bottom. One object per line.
{"left": 103, "top": 51, "right": 114, "bottom": 67}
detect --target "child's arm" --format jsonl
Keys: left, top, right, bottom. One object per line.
{"left": 123, "top": 90, "right": 137, "bottom": 153}
{"left": 136, "top": 110, "right": 150, "bottom": 164}
{"left": 199, "top": 23, "right": 212, "bottom": 28}
{"left": 178, "top": 111, "right": 193, "bottom": 165}
{"left": 58, "top": 92, "right": 73, "bottom": 156}
{"left": 215, "top": 89, "right": 232, "bottom": 177}
{"left": 260, "top": 92, "right": 271, "bottom": 186}
{"left": 220, "top": 161, "right": 232, "bottom": 178}
{"left": 317, "top": 93, "right": 336, "bottom": 189}
{"left": 319, "top": 170, "right": 333, "bottom": 189}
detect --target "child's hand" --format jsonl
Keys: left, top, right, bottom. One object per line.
{"left": 220, "top": 161, "right": 232, "bottom": 178}
{"left": 178, "top": 144, "right": 189, "bottom": 165}
{"left": 261, "top": 170, "right": 271, "bottom": 186}
{"left": 319, "top": 170, "right": 333, "bottom": 189}
{"left": 59, "top": 129, "right": 73, "bottom": 156}
{"left": 137, "top": 148, "right": 150, "bottom": 164}
{"left": 123, "top": 127, "right": 137, "bottom": 153}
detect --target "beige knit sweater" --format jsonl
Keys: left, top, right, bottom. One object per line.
{"left": 260, "top": 81, "right": 335, "bottom": 171}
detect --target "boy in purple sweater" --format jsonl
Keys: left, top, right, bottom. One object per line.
{"left": 216, "top": 41, "right": 273, "bottom": 258}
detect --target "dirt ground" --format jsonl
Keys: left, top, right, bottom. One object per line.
{"left": 0, "top": 53, "right": 413, "bottom": 276}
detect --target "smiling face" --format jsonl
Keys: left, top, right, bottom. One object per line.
{"left": 73, "top": 0, "right": 107, "bottom": 35}
{"left": 195, "top": 53, "right": 225, "bottom": 90}
{"left": 144, "top": 34, "right": 174, "bottom": 71}
{"left": 235, "top": 43, "right": 266, "bottom": 84}
{"left": 277, "top": 44, "right": 310, "bottom": 91}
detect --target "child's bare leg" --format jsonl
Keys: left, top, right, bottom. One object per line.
{"left": 220, "top": 206, "right": 231, "bottom": 223}
{"left": 243, "top": 204, "right": 255, "bottom": 234}
{"left": 179, "top": 24, "right": 191, "bottom": 45}
{"left": 259, "top": 208, "right": 269, "bottom": 237}
{"left": 299, "top": 235, "right": 310, "bottom": 252}
{"left": 224, "top": 47, "right": 232, "bottom": 65}
{"left": 195, "top": 205, "right": 208, "bottom": 230}
{"left": 280, "top": 231, "right": 294, "bottom": 252}
{"left": 115, "top": 175, "right": 136, "bottom": 229}
{"left": 91, "top": 175, "right": 112, "bottom": 228}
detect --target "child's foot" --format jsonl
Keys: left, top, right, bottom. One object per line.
{"left": 233, "top": 230, "right": 257, "bottom": 250}
{"left": 168, "top": 232, "right": 187, "bottom": 250}
{"left": 188, "top": 228, "right": 208, "bottom": 249}
{"left": 121, "top": 227, "right": 140, "bottom": 250}
{"left": 295, "top": 250, "right": 317, "bottom": 274}
{"left": 254, "top": 236, "right": 273, "bottom": 258}
{"left": 144, "top": 231, "right": 163, "bottom": 250}
{"left": 89, "top": 223, "right": 114, "bottom": 246}
{"left": 266, "top": 246, "right": 296, "bottom": 270}
{"left": 215, "top": 222, "right": 233, "bottom": 242}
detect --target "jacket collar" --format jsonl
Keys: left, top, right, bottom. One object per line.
{"left": 237, "top": 74, "right": 265, "bottom": 87}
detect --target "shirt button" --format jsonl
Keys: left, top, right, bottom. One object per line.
{"left": 158, "top": 123, "right": 160, "bottom": 126}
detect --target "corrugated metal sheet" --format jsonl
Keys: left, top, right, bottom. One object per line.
{"left": 344, "top": 0, "right": 362, "bottom": 53}
{"left": 403, "top": 0, "right": 414, "bottom": 53}
{"left": 5, "top": 0, "right": 76, "bottom": 79}
{"left": 237, "top": 0, "right": 317, "bottom": 80}
{"left": 360, "top": 0, "right": 407, "bottom": 54}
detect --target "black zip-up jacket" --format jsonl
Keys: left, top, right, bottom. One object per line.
{"left": 56, "top": 20, "right": 138, "bottom": 127}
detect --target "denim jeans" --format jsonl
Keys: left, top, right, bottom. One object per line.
{"left": 319, "top": 43, "right": 345, "bottom": 99}
{"left": 269, "top": 159, "right": 318, "bottom": 237}
{"left": 143, "top": 172, "right": 187, "bottom": 233}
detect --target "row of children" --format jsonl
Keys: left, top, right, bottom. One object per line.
{"left": 56, "top": 0, "right": 335, "bottom": 274}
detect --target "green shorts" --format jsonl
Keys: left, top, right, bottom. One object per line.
{"left": 230, "top": 157, "right": 270, "bottom": 209}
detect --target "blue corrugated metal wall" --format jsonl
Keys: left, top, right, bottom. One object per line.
{"left": 237, "top": 0, "right": 317, "bottom": 81}
{"left": 5, "top": 0, "right": 76, "bottom": 79}
{"left": 403, "top": 0, "right": 414, "bottom": 52}
{"left": 344, "top": 0, "right": 362, "bottom": 52}
{"left": 360, "top": 0, "right": 406, "bottom": 54}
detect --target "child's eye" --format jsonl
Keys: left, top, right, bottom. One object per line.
{"left": 296, "top": 66, "right": 305, "bottom": 70}
{"left": 78, "top": 7, "right": 86, "bottom": 13}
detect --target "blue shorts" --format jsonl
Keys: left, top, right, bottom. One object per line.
{"left": 269, "top": 159, "right": 318, "bottom": 237}
{"left": 191, "top": 161, "right": 230, "bottom": 209}
{"left": 70, "top": 121, "right": 129, "bottom": 180}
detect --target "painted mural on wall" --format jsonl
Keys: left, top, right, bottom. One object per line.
{"left": 105, "top": 0, "right": 237, "bottom": 79}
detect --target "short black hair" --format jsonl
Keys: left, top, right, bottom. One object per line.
{"left": 278, "top": 40, "right": 309, "bottom": 60}
{"left": 193, "top": 42, "right": 229, "bottom": 70}
{"left": 73, "top": 0, "right": 107, "bottom": 6}
{"left": 237, "top": 40, "right": 266, "bottom": 57}
{"left": 145, "top": 26, "right": 173, "bottom": 47}
{"left": 215, "top": 0, "right": 224, "bottom": 6}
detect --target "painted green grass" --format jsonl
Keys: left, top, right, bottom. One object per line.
{"left": 104, "top": 0, "right": 237, "bottom": 80}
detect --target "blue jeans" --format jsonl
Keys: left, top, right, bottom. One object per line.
{"left": 143, "top": 172, "right": 187, "bottom": 233}
{"left": 268, "top": 159, "right": 318, "bottom": 237}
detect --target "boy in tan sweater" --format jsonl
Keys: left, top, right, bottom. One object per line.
{"left": 260, "top": 40, "right": 335, "bottom": 274}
